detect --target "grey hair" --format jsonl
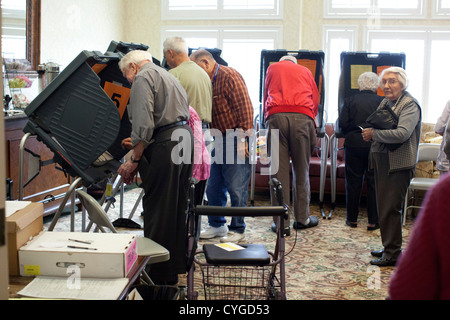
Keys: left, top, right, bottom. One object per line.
{"left": 358, "top": 72, "right": 379, "bottom": 92}
{"left": 279, "top": 55, "right": 297, "bottom": 64}
{"left": 379, "top": 66, "right": 409, "bottom": 90}
{"left": 118, "top": 50, "right": 153, "bottom": 72}
{"left": 163, "top": 37, "right": 189, "bottom": 55}
{"left": 190, "top": 49, "right": 215, "bottom": 63}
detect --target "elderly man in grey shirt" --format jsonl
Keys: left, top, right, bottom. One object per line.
{"left": 118, "top": 50, "right": 193, "bottom": 285}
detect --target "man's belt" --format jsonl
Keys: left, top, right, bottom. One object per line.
{"left": 153, "top": 121, "right": 188, "bottom": 136}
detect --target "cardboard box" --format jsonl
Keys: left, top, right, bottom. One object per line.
{"left": 6, "top": 202, "right": 44, "bottom": 276}
{"left": 19, "top": 232, "right": 137, "bottom": 278}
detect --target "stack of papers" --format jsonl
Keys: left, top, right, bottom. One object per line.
{"left": 18, "top": 276, "right": 129, "bottom": 300}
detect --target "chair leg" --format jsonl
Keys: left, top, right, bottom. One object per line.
{"left": 141, "top": 270, "right": 155, "bottom": 286}
{"left": 403, "top": 188, "right": 409, "bottom": 227}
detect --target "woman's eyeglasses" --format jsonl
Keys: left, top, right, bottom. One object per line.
{"left": 382, "top": 78, "right": 398, "bottom": 86}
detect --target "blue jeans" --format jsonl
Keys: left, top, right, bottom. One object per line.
{"left": 206, "top": 135, "right": 251, "bottom": 233}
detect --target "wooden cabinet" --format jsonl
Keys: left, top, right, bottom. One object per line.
{"left": 4, "top": 115, "right": 71, "bottom": 215}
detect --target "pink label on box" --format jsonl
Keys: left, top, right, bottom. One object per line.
{"left": 125, "top": 239, "right": 138, "bottom": 275}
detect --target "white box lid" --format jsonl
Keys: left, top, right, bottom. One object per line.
{"left": 20, "top": 231, "right": 136, "bottom": 253}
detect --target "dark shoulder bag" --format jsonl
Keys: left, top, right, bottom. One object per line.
{"left": 366, "top": 104, "right": 402, "bottom": 151}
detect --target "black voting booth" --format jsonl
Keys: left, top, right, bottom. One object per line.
{"left": 189, "top": 47, "right": 228, "bottom": 66}
{"left": 334, "top": 51, "right": 406, "bottom": 138}
{"left": 22, "top": 41, "right": 156, "bottom": 231}
{"left": 160, "top": 47, "right": 228, "bottom": 71}
{"left": 257, "top": 49, "right": 329, "bottom": 217}
{"left": 259, "top": 49, "right": 326, "bottom": 134}
{"left": 329, "top": 51, "right": 406, "bottom": 217}
{"left": 23, "top": 50, "right": 123, "bottom": 188}
{"left": 23, "top": 41, "right": 151, "bottom": 188}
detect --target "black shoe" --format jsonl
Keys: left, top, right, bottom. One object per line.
{"left": 345, "top": 220, "right": 357, "bottom": 228}
{"left": 271, "top": 222, "right": 290, "bottom": 236}
{"left": 370, "top": 257, "right": 397, "bottom": 267}
{"left": 370, "top": 249, "right": 384, "bottom": 258}
{"left": 367, "top": 224, "right": 380, "bottom": 231}
{"left": 293, "top": 216, "right": 319, "bottom": 230}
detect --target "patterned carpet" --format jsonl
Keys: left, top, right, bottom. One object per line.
{"left": 44, "top": 186, "right": 414, "bottom": 301}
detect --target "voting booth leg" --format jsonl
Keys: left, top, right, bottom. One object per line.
{"left": 329, "top": 134, "right": 339, "bottom": 220}
{"left": 249, "top": 114, "right": 260, "bottom": 207}
{"left": 319, "top": 134, "right": 329, "bottom": 219}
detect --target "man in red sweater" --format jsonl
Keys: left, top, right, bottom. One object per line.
{"left": 388, "top": 173, "right": 450, "bottom": 300}
{"left": 264, "top": 55, "right": 319, "bottom": 233}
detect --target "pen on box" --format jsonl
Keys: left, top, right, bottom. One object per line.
{"left": 67, "top": 245, "right": 98, "bottom": 251}
{"left": 69, "top": 238, "right": 93, "bottom": 245}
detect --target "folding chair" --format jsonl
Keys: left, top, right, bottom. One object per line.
{"left": 403, "top": 143, "right": 441, "bottom": 226}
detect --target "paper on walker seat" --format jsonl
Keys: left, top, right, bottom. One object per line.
{"left": 18, "top": 276, "right": 129, "bottom": 300}
{"left": 215, "top": 242, "right": 245, "bottom": 252}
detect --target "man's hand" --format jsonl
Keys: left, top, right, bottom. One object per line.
{"left": 119, "top": 141, "right": 144, "bottom": 184}
{"left": 118, "top": 161, "right": 138, "bottom": 185}
{"left": 237, "top": 140, "right": 249, "bottom": 160}
{"left": 121, "top": 137, "right": 133, "bottom": 150}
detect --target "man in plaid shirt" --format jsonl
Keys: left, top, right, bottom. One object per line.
{"left": 191, "top": 49, "right": 253, "bottom": 243}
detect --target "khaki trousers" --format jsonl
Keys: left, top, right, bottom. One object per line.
{"left": 266, "top": 113, "right": 316, "bottom": 225}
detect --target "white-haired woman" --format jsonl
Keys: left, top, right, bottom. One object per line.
{"left": 339, "top": 72, "right": 383, "bottom": 231}
{"left": 362, "top": 67, "right": 422, "bottom": 267}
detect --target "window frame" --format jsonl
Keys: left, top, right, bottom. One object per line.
{"left": 432, "top": 0, "right": 450, "bottom": 18}
{"left": 161, "top": 25, "right": 283, "bottom": 51}
{"left": 161, "top": 0, "right": 284, "bottom": 20}
{"left": 363, "top": 25, "right": 450, "bottom": 123}
{"left": 323, "top": 0, "right": 427, "bottom": 19}
{"left": 322, "top": 25, "right": 359, "bottom": 122}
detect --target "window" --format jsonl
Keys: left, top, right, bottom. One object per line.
{"left": 1, "top": 0, "right": 26, "bottom": 59}
{"left": 165, "top": 0, "right": 217, "bottom": 11}
{"left": 162, "top": 27, "right": 282, "bottom": 116}
{"left": 324, "top": 0, "right": 426, "bottom": 19}
{"left": 323, "top": 26, "right": 358, "bottom": 122}
{"left": 433, "top": 0, "right": 450, "bottom": 18}
{"left": 365, "top": 27, "right": 450, "bottom": 123}
{"left": 162, "top": 0, "right": 283, "bottom": 20}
